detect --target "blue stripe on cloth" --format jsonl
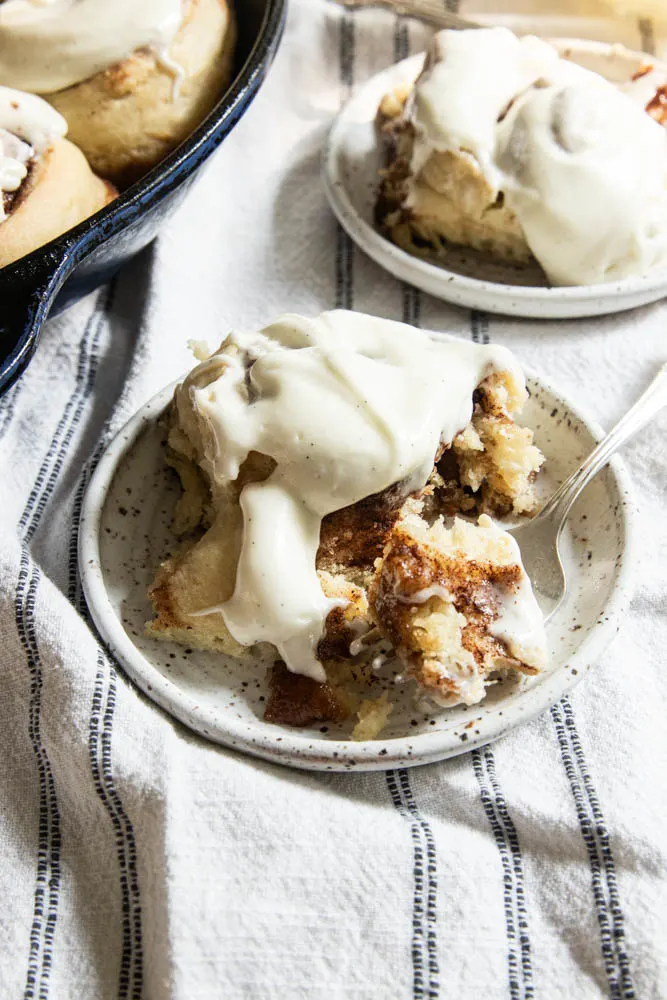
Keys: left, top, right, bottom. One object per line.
{"left": 472, "top": 748, "right": 535, "bottom": 1000}
{"left": 87, "top": 652, "right": 144, "bottom": 1000}
{"left": 398, "top": 770, "right": 440, "bottom": 998}
{"left": 64, "top": 295, "right": 144, "bottom": 1000}
{"left": 72, "top": 440, "right": 145, "bottom": 1000}
{"left": 551, "top": 699, "right": 635, "bottom": 999}
{"left": 637, "top": 18, "right": 656, "bottom": 55}
{"left": 386, "top": 770, "right": 440, "bottom": 999}
{"left": 17, "top": 294, "right": 107, "bottom": 998}
{"left": 18, "top": 297, "right": 107, "bottom": 543}
{"left": 14, "top": 282, "right": 142, "bottom": 999}
{"left": 16, "top": 558, "right": 61, "bottom": 1000}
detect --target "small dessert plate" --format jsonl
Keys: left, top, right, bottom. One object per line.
{"left": 323, "top": 41, "right": 667, "bottom": 319}
{"left": 79, "top": 357, "right": 635, "bottom": 771}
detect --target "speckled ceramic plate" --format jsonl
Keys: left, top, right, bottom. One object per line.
{"left": 79, "top": 358, "right": 635, "bottom": 771}
{"left": 323, "top": 41, "right": 667, "bottom": 319}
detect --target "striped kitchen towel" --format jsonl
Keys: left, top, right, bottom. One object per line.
{"left": 0, "top": 1, "right": 665, "bottom": 997}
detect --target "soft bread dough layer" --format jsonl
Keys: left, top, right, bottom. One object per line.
{"left": 46, "top": 0, "right": 236, "bottom": 187}
{"left": 0, "top": 137, "right": 115, "bottom": 268}
{"left": 376, "top": 90, "right": 535, "bottom": 270}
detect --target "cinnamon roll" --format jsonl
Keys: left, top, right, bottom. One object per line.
{"left": 0, "top": 0, "right": 237, "bottom": 187}
{"left": 146, "top": 311, "right": 547, "bottom": 738}
{"left": 0, "top": 86, "right": 115, "bottom": 268}
{"left": 376, "top": 28, "right": 667, "bottom": 286}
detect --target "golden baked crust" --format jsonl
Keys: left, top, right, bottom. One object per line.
{"left": 0, "top": 137, "right": 116, "bottom": 268}
{"left": 46, "top": 0, "right": 237, "bottom": 186}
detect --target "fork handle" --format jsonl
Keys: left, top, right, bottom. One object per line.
{"left": 334, "top": 0, "right": 480, "bottom": 30}
{"left": 541, "top": 361, "right": 667, "bottom": 527}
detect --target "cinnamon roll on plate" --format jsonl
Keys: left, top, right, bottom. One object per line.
{"left": 0, "top": 0, "right": 237, "bottom": 187}
{"left": 145, "top": 311, "right": 547, "bottom": 739}
{"left": 375, "top": 28, "right": 667, "bottom": 288}
{"left": 0, "top": 86, "right": 115, "bottom": 268}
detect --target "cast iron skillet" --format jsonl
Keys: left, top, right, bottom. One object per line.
{"left": 0, "top": 0, "right": 286, "bottom": 397}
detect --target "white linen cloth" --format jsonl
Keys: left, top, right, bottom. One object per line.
{"left": 1, "top": 2, "right": 666, "bottom": 997}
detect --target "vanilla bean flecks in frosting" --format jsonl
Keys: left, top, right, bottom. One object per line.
{"left": 0, "top": 0, "right": 184, "bottom": 94}
{"left": 409, "top": 28, "right": 667, "bottom": 286}
{"left": 179, "top": 310, "right": 527, "bottom": 682}
{"left": 0, "top": 85, "right": 66, "bottom": 219}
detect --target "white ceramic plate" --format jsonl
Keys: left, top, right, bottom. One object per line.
{"left": 323, "top": 40, "right": 667, "bottom": 319}
{"left": 79, "top": 357, "right": 636, "bottom": 771}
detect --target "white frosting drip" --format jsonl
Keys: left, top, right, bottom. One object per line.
{"left": 410, "top": 28, "right": 561, "bottom": 180}
{"left": 0, "top": 85, "right": 67, "bottom": 220}
{"left": 0, "top": 0, "right": 184, "bottom": 94}
{"left": 490, "top": 572, "right": 547, "bottom": 668}
{"left": 184, "top": 310, "right": 525, "bottom": 681}
{"left": 484, "top": 519, "right": 547, "bottom": 667}
{"left": 409, "top": 28, "right": 667, "bottom": 286}
{"left": 0, "top": 129, "right": 32, "bottom": 194}
{"left": 397, "top": 583, "right": 452, "bottom": 605}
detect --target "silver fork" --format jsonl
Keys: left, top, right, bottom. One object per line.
{"left": 330, "top": 0, "right": 479, "bottom": 29}
{"left": 510, "top": 362, "right": 667, "bottom": 621}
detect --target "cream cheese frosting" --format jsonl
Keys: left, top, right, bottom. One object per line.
{"left": 0, "top": 0, "right": 184, "bottom": 94}
{"left": 409, "top": 28, "right": 667, "bottom": 286}
{"left": 181, "top": 310, "right": 531, "bottom": 681}
{"left": 0, "top": 84, "right": 66, "bottom": 220}
{"left": 484, "top": 520, "right": 547, "bottom": 668}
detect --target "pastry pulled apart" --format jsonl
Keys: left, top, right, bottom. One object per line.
{"left": 146, "top": 311, "right": 547, "bottom": 739}
{"left": 0, "top": 0, "right": 236, "bottom": 186}
{"left": 376, "top": 27, "right": 667, "bottom": 286}
{"left": 0, "top": 86, "right": 115, "bottom": 268}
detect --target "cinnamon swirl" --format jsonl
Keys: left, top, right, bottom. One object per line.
{"left": 0, "top": 85, "right": 115, "bottom": 267}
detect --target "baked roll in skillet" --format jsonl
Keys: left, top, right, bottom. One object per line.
{"left": 0, "top": 85, "right": 115, "bottom": 268}
{"left": 0, "top": 0, "right": 237, "bottom": 187}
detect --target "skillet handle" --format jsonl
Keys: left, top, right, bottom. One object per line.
{"left": 0, "top": 250, "right": 74, "bottom": 396}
